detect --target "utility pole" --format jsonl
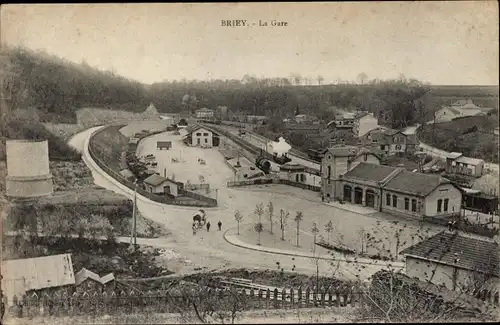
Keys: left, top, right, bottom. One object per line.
{"left": 131, "top": 181, "right": 138, "bottom": 250}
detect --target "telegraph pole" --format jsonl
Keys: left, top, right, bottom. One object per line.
{"left": 131, "top": 181, "right": 138, "bottom": 250}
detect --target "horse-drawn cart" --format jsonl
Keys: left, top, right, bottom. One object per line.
{"left": 192, "top": 209, "right": 207, "bottom": 230}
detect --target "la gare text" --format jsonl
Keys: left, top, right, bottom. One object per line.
{"left": 221, "top": 20, "right": 288, "bottom": 27}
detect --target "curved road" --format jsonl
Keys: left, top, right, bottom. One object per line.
{"left": 69, "top": 126, "right": 404, "bottom": 281}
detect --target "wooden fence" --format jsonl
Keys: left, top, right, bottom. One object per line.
{"left": 184, "top": 183, "right": 210, "bottom": 191}
{"left": 227, "top": 178, "right": 321, "bottom": 192}
{"left": 4, "top": 286, "right": 362, "bottom": 318}
{"left": 88, "top": 125, "right": 217, "bottom": 207}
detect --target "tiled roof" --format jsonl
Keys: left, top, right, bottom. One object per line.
{"left": 184, "top": 124, "right": 201, "bottom": 134}
{"left": 342, "top": 162, "right": 401, "bottom": 183}
{"left": 447, "top": 152, "right": 463, "bottom": 159}
{"left": 326, "top": 145, "right": 358, "bottom": 157}
{"left": 383, "top": 169, "right": 452, "bottom": 196}
{"left": 455, "top": 156, "right": 484, "bottom": 166}
{"left": 75, "top": 268, "right": 115, "bottom": 286}
{"left": 143, "top": 174, "right": 168, "bottom": 186}
{"left": 1, "top": 254, "right": 75, "bottom": 302}
{"left": 401, "top": 231, "right": 499, "bottom": 276}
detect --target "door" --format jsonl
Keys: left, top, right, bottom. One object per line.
{"left": 197, "top": 138, "right": 200, "bottom": 145}
{"left": 365, "top": 189, "right": 375, "bottom": 208}
{"left": 354, "top": 187, "right": 363, "bottom": 205}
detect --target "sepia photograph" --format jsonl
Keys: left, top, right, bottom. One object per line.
{"left": 0, "top": 2, "right": 499, "bottom": 324}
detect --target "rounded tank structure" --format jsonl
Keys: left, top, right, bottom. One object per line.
{"left": 5, "top": 139, "right": 53, "bottom": 198}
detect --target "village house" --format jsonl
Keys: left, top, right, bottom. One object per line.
{"left": 432, "top": 99, "right": 494, "bottom": 123}
{"left": 320, "top": 145, "right": 381, "bottom": 200}
{"left": 195, "top": 107, "right": 215, "bottom": 120}
{"left": 294, "top": 114, "right": 318, "bottom": 124}
{"left": 245, "top": 115, "right": 269, "bottom": 125}
{"left": 360, "top": 127, "right": 419, "bottom": 156}
{"left": 184, "top": 125, "right": 220, "bottom": 148}
{"left": 445, "top": 152, "right": 485, "bottom": 178}
{"left": 1, "top": 254, "right": 75, "bottom": 305}
{"left": 338, "top": 162, "right": 463, "bottom": 219}
{"left": 143, "top": 174, "right": 180, "bottom": 197}
{"left": 74, "top": 268, "right": 117, "bottom": 294}
{"left": 278, "top": 163, "right": 321, "bottom": 188}
{"left": 401, "top": 231, "right": 499, "bottom": 305}
{"left": 327, "top": 111, "right": 357, "bottom": 132}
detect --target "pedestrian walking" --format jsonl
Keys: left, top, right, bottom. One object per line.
{"left": 218, "top": 220, "right": 222, "bottom": 231}
{"left": 192, "top": 222, "right": 196, "bottom": 235}
{"left": 206, "top": 221, "right": 211, "bottom": 232}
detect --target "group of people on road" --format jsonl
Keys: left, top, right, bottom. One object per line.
{"left": 192, "top": 220, "right": 223, "bottom": 235}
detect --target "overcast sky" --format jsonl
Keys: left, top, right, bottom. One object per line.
{"left": 1, "top": 3, "right": 498, "bottom": 85}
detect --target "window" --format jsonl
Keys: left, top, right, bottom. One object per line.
{"left": 386, "top": 194, "right": 391, "bottom": 206}
{"left": 404, "top": 198, "right": 409, "bottom": 210}
{"left": 364, "top": 154, "right": 367, "bottom": 161}
{"left": 327, "top": 166, "right": 331, "bottom": 179}
{"left": 411, "top": 199, "right": 417, "bottom": 212}
{"left": 392, "top": 195, "right": 397, "bottom": 208}
{"left": 444, "top": 199, "right": 449, "bottom": 212}
{"left": 203, "top": 133, "right": 209, "bottom": 136}
{"left": 196, "top": 132, "right": 201, "bottom": 136}
{"left": 372, "top": 139, "right": 378, "bottom": 143}
{"left": 380, "top": 145, "right": 385, "bottom": 150}
{"left": 437, "top": 199, "right": 442, "bottom": 213}
{"left": 204, "top": 138, "right": 208, "bottom": 143}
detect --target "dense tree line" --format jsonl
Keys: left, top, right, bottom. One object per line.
{"left": 1, "top": 46, "right": 150, "bottom": 123}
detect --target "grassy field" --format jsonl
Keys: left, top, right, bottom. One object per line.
{"left": 418, "top": 115, "right": 499, "bottom": 163}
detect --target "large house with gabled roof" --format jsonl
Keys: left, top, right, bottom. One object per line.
{"left": 335, "top": 162, "right": 463, "bottom": 219}
{"left": 401, "top": 230, "right": 499, "bottom": 305}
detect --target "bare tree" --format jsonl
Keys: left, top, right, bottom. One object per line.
{"left": 317, "top": 75, "right": 324, "bottom": 86}
{"left": 294, "top": 211, "right": 303, "bottom": 247}
{"left": 357, "top": 72, "right": 368, "bottom": 85}
{"left": 266, "top": 201, "right": 274, "bottom": 234}
{"left": 254, "top": 203, "right": 264, "bottom": 224}
{"left": 234, "top": 210, "right": 244, "bottom": 235}
{"left": 172, "top": 278, "right": 248, "bottom": 324}
{"left": 254, "top": 222, "right": 264, "bottom": 245}
{"left": 311, "top": 222, "right": 319, "bottom": 253}
{"left": 279, "top": 209, "right": 290, "bottom": 241}
{"left": 324, "top": 220, "right": 334, "bottom": 244}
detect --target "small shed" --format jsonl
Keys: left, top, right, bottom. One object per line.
{"left": 157, "top": 141, "right": 172, "bottom": 150}
{"left": 143, "top": 174, "right": 179, "bottom": 197}
{"left": 1, "top": 254, "right": 75, "bottom": 305}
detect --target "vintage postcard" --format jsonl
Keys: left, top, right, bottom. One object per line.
{"left": 0, "top": 2, "right": 498, "bottom": 324}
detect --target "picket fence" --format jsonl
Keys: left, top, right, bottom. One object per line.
{"left": 5, "top": 286, "right": 362, "bottom": 318}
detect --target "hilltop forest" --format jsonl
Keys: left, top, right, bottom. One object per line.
{"left": 0, "top": 46, "right": 498, "bottom": 160}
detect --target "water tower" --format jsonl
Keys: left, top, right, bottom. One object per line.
{"left": 5, "top": 139, "right": 53, "bottom": 198}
